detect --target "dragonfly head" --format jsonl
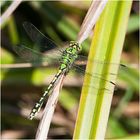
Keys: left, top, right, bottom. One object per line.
{"left": 70, "top": 41, "right": 82, "bottom": 53}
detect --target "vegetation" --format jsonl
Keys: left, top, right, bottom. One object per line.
{"left": 1, "top": 1, "right": 139, "bottom": 139}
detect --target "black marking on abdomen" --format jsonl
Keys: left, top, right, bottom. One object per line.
{"left": 29, "top": 69, "right": 63, "bottom": 120}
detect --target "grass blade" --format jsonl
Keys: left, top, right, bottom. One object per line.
{"left": 73, "top": 1, "right": 132, "bottom": 139}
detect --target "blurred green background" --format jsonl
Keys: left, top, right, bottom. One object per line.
{"left": 1, "top": 1, "right": 139, "bottom": 139}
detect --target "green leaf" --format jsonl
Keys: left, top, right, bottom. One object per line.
{"left": 73, "top": 1, "right": 132, "bottom": 139}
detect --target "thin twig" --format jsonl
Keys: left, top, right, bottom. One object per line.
{"left": 1, "top": 62, "right": 49, "bottom": 69}
{"left": 0, "top": 0, "right": 22, "bottom": 27}
{"left": 35, "top": 74, "right": 65, "bottom": 140}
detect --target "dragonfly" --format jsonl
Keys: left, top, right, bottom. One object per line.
{"left": 14, "top": 1, "right": 127, "bottom": 121}
{"left": 15, "top": 22, "right": 83, "bottom": 120}
{"left": 14, "top": 22, "right": 125, "bottom": 120}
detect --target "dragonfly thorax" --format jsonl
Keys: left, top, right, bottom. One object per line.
{"left": 59, "top": 41, "right": 82, "bottom": 73}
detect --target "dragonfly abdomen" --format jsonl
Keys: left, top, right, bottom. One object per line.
{"left": 29, "top": 69, "right": 63, "bottom": 120}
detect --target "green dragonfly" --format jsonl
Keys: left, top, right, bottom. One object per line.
{"left": 14, "top": 22, "right": 125, "bottom": 120}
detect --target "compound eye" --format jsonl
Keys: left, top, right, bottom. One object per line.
{"left": 77, "top": 45, "right": 82, "bottom": 51}
{"left": 73, "top": 45, "right": 76, "bottom": 49}
{"left": 70, "top": 41, "right": 75, "bottom": 46}
{"left": 78, "top": 47, "right": 80, "bottom": 51}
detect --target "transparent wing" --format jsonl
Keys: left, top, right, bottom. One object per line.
{"left": 23, "top": 22, "right": 57, "bottom": 51}
{"left": 72, "top": 55, "right": 127, "bottom": 94}
{"left": 74, "top": 55, "right": 127, "bottom": 73}
{"left": 70, "top": 65, "right": 114, "bottom": 94}
{"left": 13, "top": 44, "right": 61, "bottom": 65}
{"left": 73, "top": 63, "right": 115, "bottom": 86}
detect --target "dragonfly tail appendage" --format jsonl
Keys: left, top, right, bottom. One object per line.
{"left": 29, "top": 70, "right": 63, "bottom": 120}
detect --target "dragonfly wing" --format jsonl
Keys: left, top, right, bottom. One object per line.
{"left": 74, "top": 55, "right": 127, "bottom": 72}
{"left": 42, "top": 46, "right": 65, "bottom": 61}
{"left": 72, "top": 63, "right": 116, "bottom": 86}
{"left": 14, "top": 44, "right": 41, "bottom": 62}
{"left": 23, "top": 22, "right": 57, "bottom": 51}
{"left": 73, "top": 55, "right": 127, "bottom": 86}
{"left": 13, "top": 44, "right": 59, "bottom": 65}
{"left": 72, "top": 55, "right": 127, "bottom": 93}
{"left": 70, "top": 65, "right": 113, "bottom": 94}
